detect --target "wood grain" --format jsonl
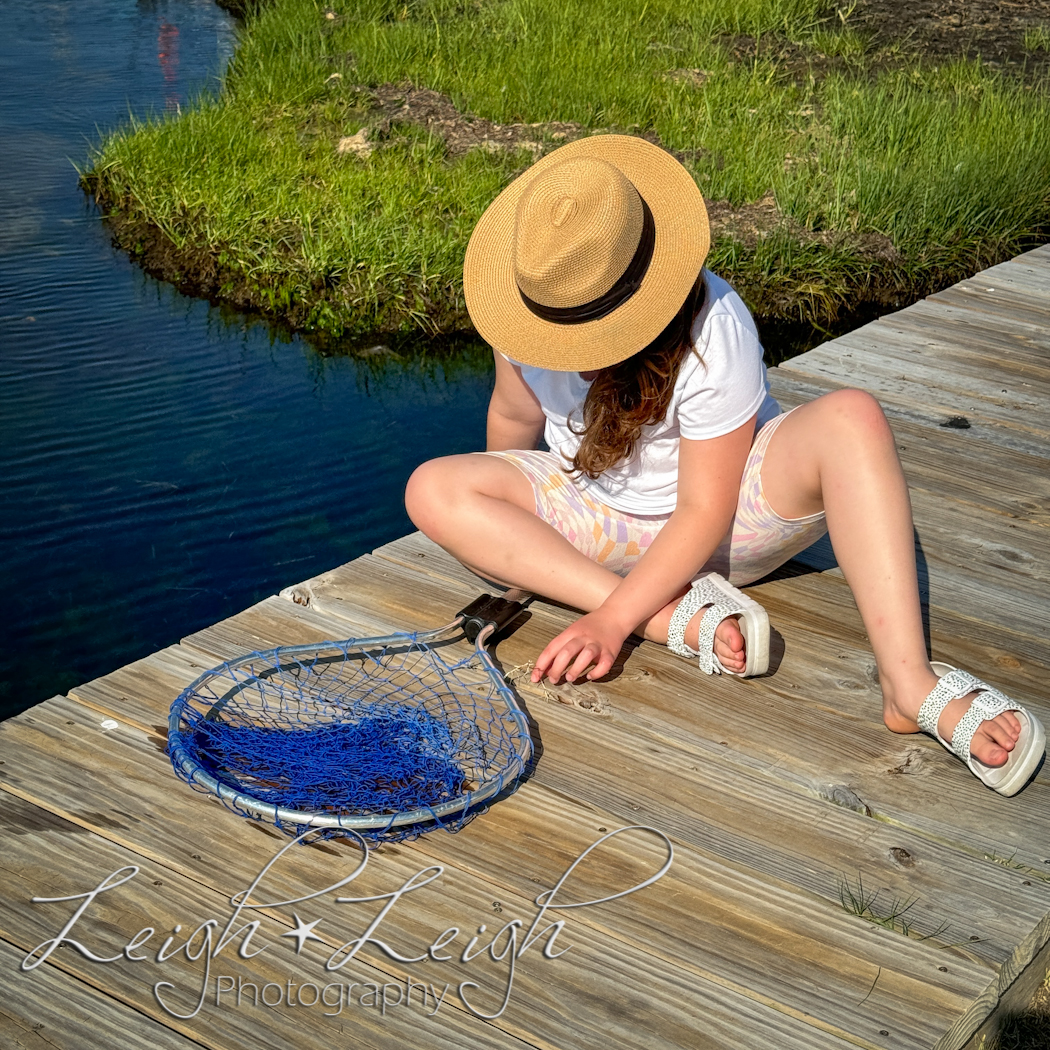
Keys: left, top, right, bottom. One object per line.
{"left": 771, "top": 374, "right": 1050, "bottom": 529}
{"left": 0, "top": 689, "right": 1001, "bottom": 1050}
{"left": 779, "top": 347, "right": 1050, "bottom": 443}
{"left": 79, "top": 558, "right": 1047, "bottom": 947}
{"left": 188, "top": 545, "right": 1050, "bottom": 870}
{"left": 0, "top": 789, "right": 544, "bottom": 1050}
{"left": 0, "top": 938, "right": 204, "bottom": 1050}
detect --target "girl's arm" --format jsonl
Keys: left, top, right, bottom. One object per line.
{"left": 532, "top": 413, "right": 757, "bottom": 684}
{"left": 488, "top": 352, "right": 547, "bottom": 451}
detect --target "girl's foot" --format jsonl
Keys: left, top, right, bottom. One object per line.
{"left": 882, "top": 669, "right": 1022, "bottom": 767}
{"left": 647, "top": 578, "right": 753, "bottom": 674}
{"left": 674, "top": 610, "right": 747, "bottom": 674}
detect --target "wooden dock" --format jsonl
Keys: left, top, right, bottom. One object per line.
{"left": 2, "top": 246, "right": 1049, "bottom": 1050}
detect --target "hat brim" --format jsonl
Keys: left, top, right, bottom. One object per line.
{"left": 463, "top": 135, "right": 710, "bottom": 372}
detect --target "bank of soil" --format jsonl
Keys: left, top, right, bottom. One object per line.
{"left": 213, "top": 0, "right": 260, "bottom": 18}
{"left": 855, "top": 0, "right": 1050, "bottom": 76}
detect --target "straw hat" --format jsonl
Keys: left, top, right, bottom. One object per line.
{"left": 463, "top": 134, "right": 709, "bottom": 371}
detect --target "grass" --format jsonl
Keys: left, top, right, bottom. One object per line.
{"left": 838, "top": 874, "right": 951, "bottom": 941}
{"left": 983, "top": 849, "right": 1050, "bottom": 884}
{"left": 83, "top": 0, "right": 1050, "bottom": 344}
{"left": 1024, "top": 26, "right": 1050, "bottom": 54}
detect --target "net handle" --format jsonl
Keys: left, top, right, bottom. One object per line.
{"left": 456, "top": 589, "right": 532, "bottom": 643}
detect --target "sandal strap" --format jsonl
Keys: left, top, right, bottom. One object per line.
{"left": 917, "top": 669, "right": 1013, "bottom": 762}
{"left": 667, "top": 576, "right": 742, "bottom": 675}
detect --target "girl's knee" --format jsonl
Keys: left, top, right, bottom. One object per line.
{"left": 406, "top": 453, "right": 534, "bottom": 538}
{"left": 405, "top": 454, "right": 498, "bottom": 534}
{"left": 405, "top": 457, "right": 455, "bottom": 532}
{"left": 821, "top": 388, "right": 890, "bottom": 439}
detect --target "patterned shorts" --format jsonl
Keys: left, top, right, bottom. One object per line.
{"left": 481, "top": 409, "right": 828, "bottom": 587}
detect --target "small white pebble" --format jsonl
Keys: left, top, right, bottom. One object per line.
{"left": 100, "top": 719, "right": 119, "bottom": 731}
{"left": 985, "top": 287, "right": 995, "bottom": 292}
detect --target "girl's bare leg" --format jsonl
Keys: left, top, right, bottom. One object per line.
{"left": 404, "top": 454, "right": 744, "bottom": 667}
{"left": 760, "top": 389, "right": 1020, "bottom": 767}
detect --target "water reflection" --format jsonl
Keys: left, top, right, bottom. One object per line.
{"left": 158, "top": 21, "right": 181, "bottom": 110}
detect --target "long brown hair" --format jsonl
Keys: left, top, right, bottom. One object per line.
{"left": 568, "top": 272, "right": 707, "bottom": 479}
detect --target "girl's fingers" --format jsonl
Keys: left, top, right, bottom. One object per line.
{"left": 534, "top": 632, "right": 582, "bottom": 684}
{"left": 532, "top": 615, "right": 625, "bottom": 685}
{"left": 585, "top": 650, "right": 616, "bottom": 681}
{"left": 565, "top": 643, "right": 601, "bottom": 683}
{"left": 548, "top": 639, "right": 591, "bottom": 684}
{"left": 533, "top": 633, "right": 605, "bottom": 685}
{"left": 532, "top": 631, "right": 573, "bottom": 681}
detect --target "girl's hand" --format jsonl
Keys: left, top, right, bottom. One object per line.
{"left": 531, "top": 610, "right": 630, "bottom": 685}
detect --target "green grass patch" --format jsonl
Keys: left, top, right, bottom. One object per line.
{"left": 1025, "top": 25, "right": 1050, "bottom": 54}
{"left": 84, "top": 0, "right": 1050, "bottom": 345}
{"left": 838, "top": 874, "right": 952, "bottom": 942}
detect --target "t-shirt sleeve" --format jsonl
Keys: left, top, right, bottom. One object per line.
{"left": 676, "top": 313, "right": 769, "bottom": 440}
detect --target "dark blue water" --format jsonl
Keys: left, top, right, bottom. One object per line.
{"left": 0, "top": 0, "right": 492, "bottom": 717}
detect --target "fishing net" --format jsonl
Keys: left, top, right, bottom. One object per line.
{"left": 168, "top": 621, "right": 531, "bottom": 844}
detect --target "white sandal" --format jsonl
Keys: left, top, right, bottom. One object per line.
{"left": 666, "top": 573, "right": 770, "bottom": 678}
{"left": 917, "top": 662, "right": 1046, "bottom": 796}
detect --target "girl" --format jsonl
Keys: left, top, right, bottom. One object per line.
{"left": 405, "top": 135, "right": 1044, "bottom": 796}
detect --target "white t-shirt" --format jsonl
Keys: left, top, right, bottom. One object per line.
{"left": 509, "top": 270, "right": 780, "bottom": 514}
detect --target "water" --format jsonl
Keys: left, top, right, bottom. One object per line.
{"left": 0, "top": 0, "right": 493, "bottom": 718}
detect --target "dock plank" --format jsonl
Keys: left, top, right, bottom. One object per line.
{"left": 836, "top": 304, "right": 1050, "bottom": 375}
{"left": 827, "top": 322, "right": 1050, "bottom": 400}
{"left": 883, "top": 300, "right": 1050, "bottom": 367}
{"left": 769, "top": 373, "right": 1050, "bottom": 529}
{"left": 933, "top": 265, "right": 1050, "bottom": 309}
{"left": 975, "top": 257, "right": 1050, "bottom": 296}
{"left": 765, "top": 369, "right": 1050, "bottom": 459}
{"left": 930, "top": 283, "right": 1050, "bottom": 333}
{"left": 379, "top": 502, "right": 1050, "bottom": 675}
{"left": 778, "top": 346, "right": 1050, "bottom": 442}
{"left": 209, "top": 545, "right": 1050, "bottom": 874}
{"left": 766, "top": 374, "right": 1050, "bottom": 652}
{"left": 373, "top": 530, "right": 1050, "bottom": 711}
{"left": 101, "top": 562, "right": 1050, "bottom": 955}
{"left": 66, "top": 617, "right": 1046, "bottom": 954}
{"left": 0, "top": 939, "right": 203, "bottom": 1050}
{"left": 0, "top": 789, "right": 543, "bottom": 1050}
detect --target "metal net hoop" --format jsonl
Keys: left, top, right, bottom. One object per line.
{"left": 168, "top": 628, "right": 530, "bottom": 842}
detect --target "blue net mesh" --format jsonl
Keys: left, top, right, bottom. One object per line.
{"left": 168, "top": 631, "right": 530, "bottom": 843}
